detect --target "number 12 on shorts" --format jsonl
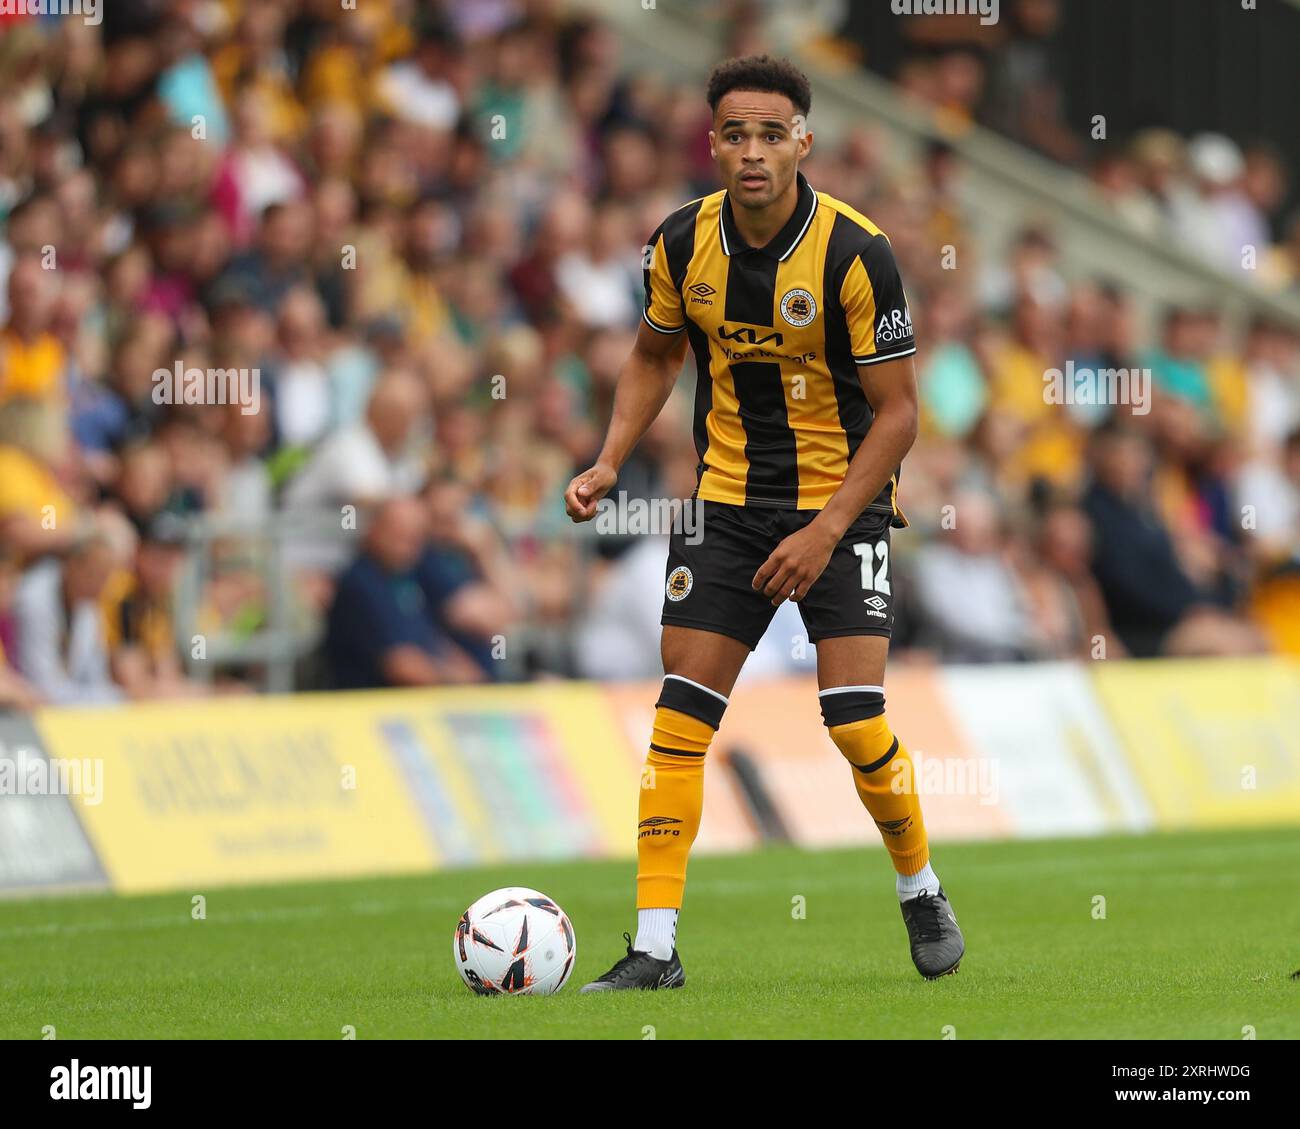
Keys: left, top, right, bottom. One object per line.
{"left": 853, "top": 541, "right": 890, "bottom": 594}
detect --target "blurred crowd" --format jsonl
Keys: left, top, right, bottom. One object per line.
{"left": 854, "top": 0, "right": 1300, "bottom": 288}
{"left": 0, "top": 0, "right": 1298, "bottom": 708}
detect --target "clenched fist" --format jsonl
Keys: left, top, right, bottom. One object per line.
{"left": 564, "top": 462, "right": 618, "bottom": 522}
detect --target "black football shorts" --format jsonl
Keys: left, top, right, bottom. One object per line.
{"left": 660, "top": 500, "right": 895, "bottom": 649}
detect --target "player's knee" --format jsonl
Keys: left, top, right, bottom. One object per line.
{"left": 650, "top": 674, "right": 728, "bottom": 759}
{"left": 819, "top": 686, "right": 899, "bottom": 771}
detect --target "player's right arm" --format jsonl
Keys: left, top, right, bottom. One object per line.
{"left": 563, "top": 321, "right": 687, "bottom": 521}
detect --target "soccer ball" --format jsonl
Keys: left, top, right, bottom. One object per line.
{"left": 453, "top": 887, "right": 576, "bottom": 996}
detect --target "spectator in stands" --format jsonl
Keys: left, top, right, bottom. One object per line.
{"left": 324, "top": 495, "right": 485, "bottom": 689}
{"left": 554, "top": 199, "right": 642, "bottom": 329}
{"left": 418, "top": 476, "right": 519, "bottom": 679}
{"left": 1243, "top": 431, "right": 1300, "bottom": 655}
{"left": 1240, "top": 318, "right": 1300, "bottom": 455}
{"left": 283, "top": 368, "right": 430, "bottom": 582}
{"left": 1081, "top": 423, "right": 1264, "bottom": 657}
{"left": 1089, "top": 151, "right": 1163, "bottom": 239}
{"left": 290, "top": 367, "right": 429, "bottom": 513}
{"left": 1170, "top": 133, "right": 1266, "bottom": 275}
{"left": 215, "top": 199, "right": 313, "bottom": 315}
{"left": 509, "top": 189, "right": 591, "bottom": 325}
{"left": 269, "top": 285, "right": 334, "bottom": 449}
{"left": 0, "top": 254, "right": 64, "bottom": 403}
{"left": 0, "top": 545, "right": 41, "bottom": 710}
{"left": 912, "top": 489, "right": 1038, "bottom": 662}
{"left": 1126, "top": 128, "right": 1186, "bottom": 229}
{"left": 102, "top": 512, "right": 202, "bottom": 699}
{"left": 375, "top": 19, "right": 462, "bottom": 134}
{"left": 917, "top": 281, "right": 985, "bottom": 440}
{"left": 12, "top": 524, "right": 123, "bottom": 704}
{"left": 109, "top": 441, "right": 175, "bottom": 532}
{"left": 1020, "top": 501, "right": 1126, "bottom": 659}
{"left": 0, "top": 397, "right": 79, "bottom": 562}
{"left": 1143, "top": 307, "right": 1215, "bottom": 417}
{"left": 210, "top": 91, "right": 306, "bottom": 247}
{"left": 212, "top": 399, "right": 273, "bottom": 523}
{"left": 1237, "top": 426, "right": 1300, "bottom": 568}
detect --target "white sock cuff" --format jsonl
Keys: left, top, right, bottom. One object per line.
{"left": 634, "top": 907, "right": 678, "bottom": 960}
{"left": 897, "top": 861, "right": 940, "bottom": 901}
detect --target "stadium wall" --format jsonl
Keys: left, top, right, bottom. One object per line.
{"left": 2, "top": 659, "right": 1297, "bottom": 895}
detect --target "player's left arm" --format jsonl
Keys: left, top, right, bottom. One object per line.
{"left": 751, "top": 356, "right": 917, "bottom": 605}
{"left": 817, "top": 352, "right": 918, "bottom": 536}
{"left": 753, "top": 232, "right": 918, "bottom": 606}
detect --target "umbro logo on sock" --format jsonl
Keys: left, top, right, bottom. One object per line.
{"left": 639, "top": 816, "right": 683, "bottom": 839}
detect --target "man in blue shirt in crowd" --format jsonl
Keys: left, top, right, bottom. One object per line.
{"left": 325, "top": 495, "right": 488, "bottom": 689}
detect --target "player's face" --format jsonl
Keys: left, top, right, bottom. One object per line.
{"left": 709, "top": 90, "right": 812, "bottom": 210}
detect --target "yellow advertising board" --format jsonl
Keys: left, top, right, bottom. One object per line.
{"left": 1090, "top": 658, "right": 1300, "bottom": 828}
{"left": 36, "top": 693, "right": 436, "bottom": 893}
{"left": 34, "top": 683, "right": 641, "bottom": 894}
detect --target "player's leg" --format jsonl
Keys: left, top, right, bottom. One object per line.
{"left": 816, "top": 633, "right": 963, "bottom": 978}
{"left": 582, "top": 503, "right": 773, "bottom": 992}
{"left": 798, "top": 514, "right": 964, "bottom": 979}
{"left": 630, "top": 625, "right": 748, "bottom": 958}
{"left": 581, "top": 633, "right": 754, "bottom": 994}
{"left": 815, "top": 635, "right": 928, "bottom": 879}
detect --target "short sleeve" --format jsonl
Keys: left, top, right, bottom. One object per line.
{"left": 842, "top": 234, "right": 916, "bottom": 365}
{"left": 642, "top": 226, "right": 685, "bottom": 334}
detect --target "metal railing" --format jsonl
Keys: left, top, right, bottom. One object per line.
{"left": 169, "top": 507, "right": 639, "bottom": 692}
{"left": 173, "top": 509, "right": 354, "bottom": 694}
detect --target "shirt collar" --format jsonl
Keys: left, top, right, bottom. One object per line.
{"left": 719, "top": 170, "right": 818, "bottom": 261}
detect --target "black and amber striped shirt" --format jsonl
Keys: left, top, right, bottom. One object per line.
{"left": 643, "top": 171, "right": 914, "bottom": 523}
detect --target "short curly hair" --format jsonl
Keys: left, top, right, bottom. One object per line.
{"left": 706, "top": 55, "right": 812, "bottom": 118}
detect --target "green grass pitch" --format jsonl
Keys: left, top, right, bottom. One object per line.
{"left": 1, "top": 826, "right": 1296, "bottom": 1039}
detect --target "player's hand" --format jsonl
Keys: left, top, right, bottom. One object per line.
{"left": 564, "top": 462, "right": 617, "bottom": 522}
{"left": 752, "top": 522, "right": 838, "bottom": 607}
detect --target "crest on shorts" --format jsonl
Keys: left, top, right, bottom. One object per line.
{"left": 779, "top": 288, "right": 817, "bottom": 327}
{"left": 665, "top": 566, "right": 693, "bottom": 602}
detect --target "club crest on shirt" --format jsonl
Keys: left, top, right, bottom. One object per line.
{"left": 779, "top": 288, "right": 817, "bottom": 327}
{"left": 665, "top": 565, "right": 693, "bottom": 602}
